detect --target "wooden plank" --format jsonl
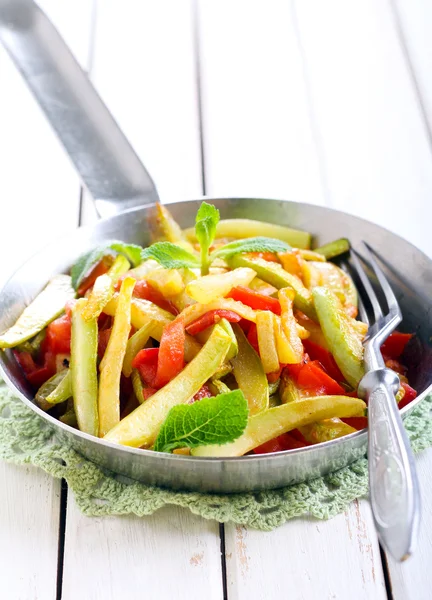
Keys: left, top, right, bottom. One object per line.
{"left": 293, "top": 0, "right": 432, "bottom": 257}
{"left": 224, "top": 500, "right": 387, "bottom": 600}
{"left": 0, "top": 2, "right": 93, "bottom": 599}
{"left": 62, "top": 497, "right": 223, "bottom": 600}
{"left": 89, "top": 0, "right": 202, "bottom": 202}
{"left": 196, "top": 0, "right": 327, "bottom": 204}
{"left": 385, "top": 449, "right": 432, "bottom": 600}
{"left": 0, "top": 463, "right": 61, "bottom": 600}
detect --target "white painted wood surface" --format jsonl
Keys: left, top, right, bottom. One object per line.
{"left": 62, "top": 497, "right": 223, "bottom": 600}
{"left": 1, "top": 0, "right": 432, "bottom": 598}
{"left": 224, "top": 500, "right": 386, "bottom": 600}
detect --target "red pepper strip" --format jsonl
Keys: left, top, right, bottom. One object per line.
{"left": 98, "top": 328, "right": 112, "bottom": 359}
{"left": 185, "top": 310, "right": 242, "bottom": 336}
{"left": 302, "top": 339, "right": 344, "bottom": 383}
{"left": 381, "top": 332, "right": 413, "bottom": 359}
{"left": 267, "top": 365, "right": 284, "bottom": 384}
{"left": 398, "top": 382, "right": 417, "bottom": 409}
{"left": 142, "top": 387, "right": 157, "bottom": 401}
{"left": 288, "top": 360, "right": 346, "bottom": 396}
{"left": 342, "top": 417, "right": 368, "bottom": 430}
{"left": 77, "top": 257, "right": 111, "bottom": 297}
{"left": 131, "top": 348, "right": 159, "bottom": 387}
{"left": 13, "top": 350, "right": 56, "bottom": 388}
{"left": 284, "top": 354, "right": 310, "bottom": 379}
{"left": 190, "top": 384, "right": 213, "bottom": 403}
{"left": 153, "top": 317, "right": 186, "bottom": 389}
{"left": 245, "top": 251, "right": 279, "bottom": 263}
{"left": 247, "top": 323, "right": 260, "bottom": 354}
{"left": 130, "top": 280, "right": 179, "bottom": 315}
{"left": 253, "top": 432, "right": 308, "bottom": 454}
{"left": 228, "top": 286, "right": 281, "bottom": 315}
{"left": 45, "top": 313, "right": 72, "bottom": 355}
{"left": 238, "top": 318, "right": 252, "bottom": 335}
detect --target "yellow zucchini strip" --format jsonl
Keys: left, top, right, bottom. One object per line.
{"left": 104, "top": 325, "right": 232, "bottom": 447}
{"left": 122, "top": 321, "right": 157, "bottom": 377}
{"left": 98, "top": 277, "right": 135, "bottom": 436}
{"left": 231, "top": 324, "right": 269, "bottom": 415}
{"left": 184, "top": 219, "right": 311, "bottom": 249}
{"left": 256, "top": 311, "right": 279, "bottom": 373}
{"left": 186, "top": 267, "right": 256, "bottom": 304}
{"left": 0, "top": 275, "right": 75, "bottom": 349}
{"left": 279, "top": 288, "right": 304, "bottom": 362}
{"left": 191, "top": 396, "right": 366, "bottom": 457}
{"left": 82, "top": 255, "right": 131, "bottom": 321}
{"left": 70, "top": 299, "right": 99, "bottom": 436}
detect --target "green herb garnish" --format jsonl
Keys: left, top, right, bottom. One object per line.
{"left": 154, "top": 390, "right": 248, "bottom": 453}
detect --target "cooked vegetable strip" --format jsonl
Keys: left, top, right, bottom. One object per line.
{"left": 98, "top": 277, "right": 135, "bottom": 436}
{"left": 146, "top": 269, "right": 185, "bottom": 297}
{"left": 0, "top": 275, "right": 75, "bottom": 349}
{"left": 296, "top": 249, "right": 326, "bottom": 262}
{"left": 104, "top": 325, "right": 232, "bottom": 447}
{"left": 231, "top": 324, "right": 269, "bottom": 415}
{"left": 123, "top": 321, "right": 157, "bottom": 377}
{"left": 273, "top": 315, "right": 299, "bottom": 364}
{"left": 186, "top": 268, "right": 256, "bottom": 304}
{"left": 184, "top": 219, "right": 311, "bottom": 249}
{"left": 300, "top": 418, "right": 357, "bottom": 443}
{"left": 228, "top": 286, "right": 281, "bottom": 314}
{"left": 229, "top": 255, "right": 317, "bottom": 320}
{"left": 313, "top": 287, "right": 365, "bottom": 387}
{"left": 186, "top": 310, "right": 241, "bottom": 336}
{"left": 314, "top": 238, "right": 350, "bottom": 259}
{"left": 256, "top": 311, "right": 280, "bottom": 373}
{"left": 70, "top": 299, "right": 99, "bottom": 436}
{"left": 131, "top": 369, "right": 147, "bottom": 404}
{"left": 191, "top": 396, "right": 366, "bottom": 456}
{"left": 35, "top": 369, "right": 71, "bottom": 410}
{"left": 278, "top": 288, "right": 304, "bottom": 363}
{"left": 154, "top": 204, "right": 196, "bottom": 252}
{"left": 178, "top": 297, "right": 257, "bottom": 327}
{"left": 153, "top": 317, "right": 185, "bottom": 389}
{"left": 81, "top": 275, "right": 113, "bottom": 321}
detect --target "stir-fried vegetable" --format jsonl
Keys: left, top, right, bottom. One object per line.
{"left": 0, "top": 201, "right": 417, "bottom": 457}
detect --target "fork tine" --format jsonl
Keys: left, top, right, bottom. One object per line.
{"left": 339, "top": 260, "right": 370, "bottom": 325}
{"left": 362, "top": 242, "right": 402, "bottom": 322}
{"left": 350, "top": 250, "right": 383, "bottom": 322}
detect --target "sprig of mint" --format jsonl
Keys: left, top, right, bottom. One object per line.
{"left": 195, "top": 202, "right": 220, "bottom": 275}
{"left": 141, "top": 242, "right": 201, "bottom": 269}
{"left": 154, "top": 390, "right": 248, "bottom": 453}
{"left": 71, "top": 241, "right": 143, "bottom": 290}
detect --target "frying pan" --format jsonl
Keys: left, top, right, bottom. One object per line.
{"left": 0, "top": 0, "right": 431, "bottom": 493}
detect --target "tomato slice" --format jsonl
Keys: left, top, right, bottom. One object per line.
{"left": 381, "top": 332, "right": 413, "bottom": 359}
{"left": 153, "top": 318, "right": 186, "bottom": 389}
{"left": 185, "top": 310, "right": 242, "bottom": 336}
{"left": 302, "top": 339, "right": 344, "bottom": 383}
{"left": 228, "top": 286, "right": 281, "bottom": 315}
{"left": 45, "top": 313, "right": 72, "bottom": 355}
{"left": 131, "top": 348, "right": 159, "bottom": 387}
{"left": 398, "top": 382, "right": 417, "bottom": 409}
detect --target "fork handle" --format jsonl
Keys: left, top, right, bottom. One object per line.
{"left": 360, "top": 368, "right": 420, "bottom": 561}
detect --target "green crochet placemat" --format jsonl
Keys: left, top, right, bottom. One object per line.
{"left": 1, "top": 379, "right": 431, "bottom": 530}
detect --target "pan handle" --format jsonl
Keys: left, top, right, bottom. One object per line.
{"left": 0, "top": 0, "right": 159, "bottom": 218}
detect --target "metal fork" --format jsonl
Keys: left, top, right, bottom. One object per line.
{"left": 348, "top": 243, "right": 420, "bottom": 561}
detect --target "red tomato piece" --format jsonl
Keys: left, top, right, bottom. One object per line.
{"left": 292, "top": 361, "right": 346, "bottom": 396}
{"left": 14, "top": 350, "right": 56, "bottom": 389}
{"left": 153, "top": 318, "right": 186, "bottom": 389}
{"left": 342, "top": 417, "right": 368, "bottom": 430}
{"left": 381, "top": 332, "right": 413, "bottom": 359}
{"left": 127, "top": 279, "right": 178, "bottom": 315}
{"left": 253, "top": 432, "right": 308, "bottom": 454}
{"left": 77, "top": 257, "right": 111, "bottom": 296}
{"left": 45, "top": 313, "right": 72, "bottom": 355}
{"left": 185, "top": 310, "right": 242, "bottom": 336}
{"left": 98, "top": 328, "right": 112, "bottom": 359}
{"left": 238, "top": 318, "right": 252, "bottom": 335}
{"left": 190, "top": 384, "right": 213, "bottom": 403}
{"left": 398, "top": 382, "right": 417, "bottom": 409}
{"left": 302, "top": 339, "right": 344, "bottom": 383}
{"left": 227, "top": 286, "right": 281, "bottom": 315}
{"left": 131, "top": 348, "right": 159, "bottom": 387}
{"left": 247, "top": 323, "right": 260, "bottom": 354}
{"left": 142, "top": 387, "right": 157, "bottom": 401}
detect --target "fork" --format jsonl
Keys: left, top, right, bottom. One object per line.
{"left": 348, "top": 243, "right": 421, "bottom": 562}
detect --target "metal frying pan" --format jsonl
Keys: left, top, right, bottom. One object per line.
{"left": 0, "top": 0, "right": 431, "bottom": 493}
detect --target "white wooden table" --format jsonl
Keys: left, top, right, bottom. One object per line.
{"left": 1, "top": 1, "right": 432, "bottom": 598}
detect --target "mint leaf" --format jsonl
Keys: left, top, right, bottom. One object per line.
{"left": 141, "top": 242, "right": 200, "bottom": 269}
{"left": 71, "top": 241, "right": 143, "bottom": 290}
{"left": 154, "top": 390, "right": 248, "bottom": 453}
{"left": 195, "top": 202, "right": 220, "bottom": 275}
{"left": 211, "top": 236, "right": 291, "bottom": 260}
